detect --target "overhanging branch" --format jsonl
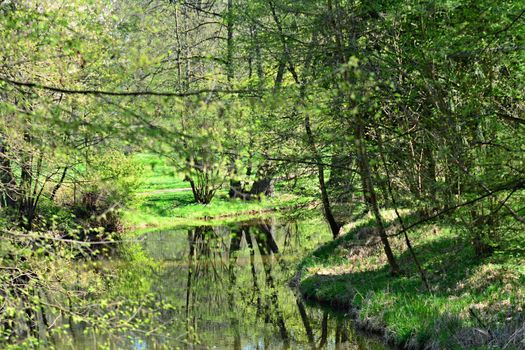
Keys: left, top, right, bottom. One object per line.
{"left": 0, "top": 76, "right": 261, "bottom": 98}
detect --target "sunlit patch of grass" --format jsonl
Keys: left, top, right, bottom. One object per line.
{"left": 297, "top": 213, "right": 525, "bottom": 349}
{"left": 124, "top": 153, "right": 317, "bottom": 229}
{"left": 123, "top": 185, "right": 314, "bottom": 229}
{"left": 133, "top": 153, "right": 188, "bottom": 191}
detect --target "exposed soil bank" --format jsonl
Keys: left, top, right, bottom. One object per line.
{"left": 294, "top": 213, "right": 525, "bottom": 349}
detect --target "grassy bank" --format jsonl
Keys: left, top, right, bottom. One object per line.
{"left": 123, "top": 189, "right": 312, "bottom": 228}
{"left": 123, "top": 154, "right": 314, "bottom": 229}
{"left": 297, "top": 212, "right": 525, "bottom": 349}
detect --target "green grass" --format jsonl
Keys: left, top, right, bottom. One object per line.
{"left": 134, "top": 153, "right": 189, "bottom": 191}
{"left": 123, "top": 153, "right": 315, "bottom": 229}
{"left": 123, "top": 189, "right": 312, "bottom": 229}
{"left": 297, "top": 212, "right": 525, "bottom": 349}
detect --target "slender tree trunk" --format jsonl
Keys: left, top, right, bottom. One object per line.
{"left": 379, "top": 135, "right": 431, "bottom": 291}
{"left": 326, "top": 0, "right": 399, "bottom": 273}
{"left": 305, "top": 116, "right": 340, "bottom": 238}
{"left": 422, "top": 142, "right": 437, "bottom": 203}
{"left": 269, "top": 1, "right": 339, "bottom": 237}
{"left": 355, "top": 122, "right": 400, "bottom": 275}
{"left": 19, "top": 132, "right": 34, "bottom": 229}
{"left": 50, "top": 167, "right": 68, "bottom": 201}
{"left": 0, "top": 136, "right": 16, "bottom": 208}
{"left": 225, "top": 0, "right": 234, "bottom": 83}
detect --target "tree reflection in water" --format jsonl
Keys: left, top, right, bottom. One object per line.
{"left": 147, "top": 217, "right": 389, "bottom": 349}
{"left": 38, "top": 216, "right": 388, "bottom": 349}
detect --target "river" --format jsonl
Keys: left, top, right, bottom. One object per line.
{"left": 54, "top": 214, "right": 389, "bottom": 349}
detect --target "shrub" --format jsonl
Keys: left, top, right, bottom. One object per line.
{"left": 72, "top": 151, "right": 143, "bottom": 235}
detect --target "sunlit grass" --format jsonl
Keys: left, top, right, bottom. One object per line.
{"left": 133, "top": 153, "right": 189, "bottom": 191}
{"left": 124, "top": 154, "right": 316, "bottom": 229}
{"left": 298, "top": 215, "right": 525, "bottom": 348}
{"left": 123, "top": 189, "right": 313, "bottom": 229}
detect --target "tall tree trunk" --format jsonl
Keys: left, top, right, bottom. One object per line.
{"left": 269, "top": 1, "right": 339, "bottom": 237}
{"left": 50, "top": 167, "right": 68, "bottom": 201}
{"left": 225, "top": 0, "right": 234, "bottom": 83}
{"left": 305, "top": 116, "right": 340, "bottom": 238}
{"left": 355, "top": 122, "right": 400, "bottom": 275}
{"left": 379, "top": 135, "right": 431, "bottom": 290}
{"left": 422, "top": 141, "right": 438, "bottom": 207}
{"left": 19, "top": 131, "right": 34, "bottom": 229}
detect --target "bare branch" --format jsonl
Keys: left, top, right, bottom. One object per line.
{"left": 0, "top": 76, "right": 261, "bottom": 98}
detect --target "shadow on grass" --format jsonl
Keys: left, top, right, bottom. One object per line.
{"left": 298, "top": 226, "right": 525, "bottom": 348}
{"left": 300, "top": 234, "right": 483, "bottom": 306}
{"left": 142, "top": 191, "right": 196, "bottom": 217}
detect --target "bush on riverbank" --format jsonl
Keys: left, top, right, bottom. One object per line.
{"left": 297, "top": 212, "right": 525, "bottom": 349}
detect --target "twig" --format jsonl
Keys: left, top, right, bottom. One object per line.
{"left": 469, "top": 307, "right": 495, "bottom": 340}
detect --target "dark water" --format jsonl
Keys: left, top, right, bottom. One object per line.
{"left": 59, "top": 216, "right": 388, "bottom": 349}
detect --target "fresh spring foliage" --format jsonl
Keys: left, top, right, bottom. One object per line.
{"left": 1, "top": 0, "right": 524, "bottom": 348}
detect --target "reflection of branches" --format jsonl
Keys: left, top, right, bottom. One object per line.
{"left": 193, "top": 226, "right": 228, "bottom": 284}
{"left": 185, "top": 224, "right": 232, "bottom": 338}
{"left": 1, "top": 242, "right": 132, "bottom": 345}
{"left": 1, "top": 230, "right": 143, "bottom": 246}
{"left": 252, "top": 223, "right": 289, "bottom": 343}
{"left": 296, "top": 299, "right": 314, "bottom": 344}
{"left": 228, "top": 228, "right": 242, "bottom": 350}
{"left": 255, "top": 219, "right": 291, "bottom": 275}
{"left": 281, "top": 222, "right": 298, "bottom": 255}
{"left": 334, "top": 317, "right": 350, "bottom": 348}
{"left": 244, "top": 229, "right": 263, "bottom": 314}
{"left": 318, "top": 311, "right": 328, "bottom": 348}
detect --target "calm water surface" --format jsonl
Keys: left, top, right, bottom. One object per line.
{"left": 62, "top": 215, "right": 388, "bottom": 349}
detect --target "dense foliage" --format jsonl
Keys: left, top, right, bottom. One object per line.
{"left": 1, "top": 0, "right": 524, "bottom": 348}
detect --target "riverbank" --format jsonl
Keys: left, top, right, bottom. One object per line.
{"left": 122, "top": 154, "right": 315, "bottom": 229}
{"left": 123, "top": 189, "right": 313, "bottom": 229}
{"left": 295, "top": 211, "right": 525, "bottom": 349}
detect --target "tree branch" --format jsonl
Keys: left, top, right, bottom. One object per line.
{"left": 0, "top": 76, "right": 261, "bottom": 98}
